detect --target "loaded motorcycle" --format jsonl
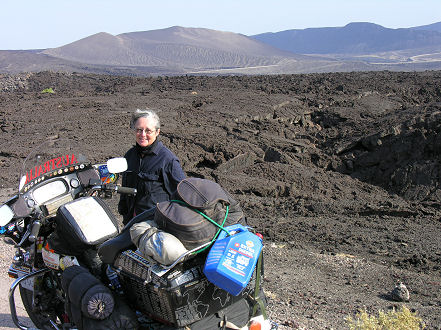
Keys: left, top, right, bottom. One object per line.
{"left": 0, "top": 138, "right": 273, "bottom": 330}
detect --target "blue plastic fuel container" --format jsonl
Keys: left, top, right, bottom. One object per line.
{"left": 203, "top": 224, "right": 263, "bottom": 296}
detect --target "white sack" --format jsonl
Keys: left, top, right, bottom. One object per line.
{"left": 130, "top": 220, "right": 188, "bottom": 266}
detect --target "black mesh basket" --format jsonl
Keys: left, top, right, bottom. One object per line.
{"left": 114, "top": 249, "right": 257, "bottom": 327}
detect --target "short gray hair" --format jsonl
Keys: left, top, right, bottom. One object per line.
{"left": 130, "top": 109, "right": 160, "bottom": 130}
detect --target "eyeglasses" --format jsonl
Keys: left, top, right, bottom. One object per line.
{"left": 135, "top": 128, "right": 157, "bottom": 135}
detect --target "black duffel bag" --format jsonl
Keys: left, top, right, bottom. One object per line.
{"left": 154, "top": 177, "right": 244, "bottom": 250}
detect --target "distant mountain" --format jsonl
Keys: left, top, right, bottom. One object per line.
{"left": 411, "top": 22, "right": 441, "bottom": 33}
{"left": 1, "top": 23, "right": 441, "bottom": 76}
{"left": 251, "top": 22, "right": 441, "bottom": 54}
{"left": 42, "top": 26, "right": 301, "bottom": 70}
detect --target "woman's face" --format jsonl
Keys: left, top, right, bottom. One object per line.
{"left": 134, "top": 117, "right": 160, "bottom": 147}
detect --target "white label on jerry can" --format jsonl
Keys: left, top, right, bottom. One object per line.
{"left": 222, "top": 240, "right": 256, "bottom": 277}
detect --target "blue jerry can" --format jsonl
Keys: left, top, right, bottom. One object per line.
{"left": 203, "top": 224, "right": 263, "bottom": 296}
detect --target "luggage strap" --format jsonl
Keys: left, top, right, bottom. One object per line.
{"left": 170, "top": 200, "right": 230, "bottom": 254}
{"left": 250, "top": 251, "right": 268, "bottom": 319}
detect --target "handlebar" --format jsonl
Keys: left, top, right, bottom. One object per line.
{"left": 114, "top": 186, "right": 137, "bottom": 195}
{"left": 88, "top": 183, "right": 137, "bottom": 196}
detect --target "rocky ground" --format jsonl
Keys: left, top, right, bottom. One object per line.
{"left": 1, "top": 71, "right": 441, "bottom": 329}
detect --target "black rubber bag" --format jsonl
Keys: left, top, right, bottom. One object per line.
{"left": 61, "top": 265, "right": 138, "bottom": 330}
{"left": 154, "top": 177, "right": 244, "bottom": 250}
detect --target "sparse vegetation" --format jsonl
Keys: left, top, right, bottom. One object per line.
{"left": 41, "top": 87, "right": 54, "bottom": 94}
{"left": 346, "top": 306, "right": 425, "bottom": 330}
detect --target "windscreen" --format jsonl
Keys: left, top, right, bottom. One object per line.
{"left": 19, "top": 137, "right": 90, "bottom": 195}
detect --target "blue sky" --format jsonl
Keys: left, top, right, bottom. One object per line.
{"left": 1, "top": 0, "right": 440, "bottom": 50}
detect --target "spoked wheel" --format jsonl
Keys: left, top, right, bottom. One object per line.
{"left": 19, "top": 285, "right": 63, "bottom": 330}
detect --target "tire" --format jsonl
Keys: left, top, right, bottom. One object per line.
{"left": 19, "top": 286, "right": 60, "bottom": 330}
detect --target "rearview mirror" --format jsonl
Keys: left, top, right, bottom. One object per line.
{"left": 106, "top": 157, "right": 128, "bottom": 174}
{"left": 0, "top": 204, "right": 14, "bottom": 227}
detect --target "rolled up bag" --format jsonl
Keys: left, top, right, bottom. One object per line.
{"left": 130, "top": 220, "right": 188, "bottom": 265}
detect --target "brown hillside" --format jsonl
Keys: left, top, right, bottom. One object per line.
{"left": 42, "top": 27, "right": 298, "bottom": 69}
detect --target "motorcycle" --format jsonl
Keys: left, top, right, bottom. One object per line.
{"left": 0, "top": 138, "right": 273, "bottom": 330}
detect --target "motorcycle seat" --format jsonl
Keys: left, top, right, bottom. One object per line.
{"left": 98, "top": 207, "right": 156, "bottom": 264}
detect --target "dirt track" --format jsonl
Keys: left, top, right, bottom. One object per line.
{"left": 1, "top": 71, "right": 441, "bottom": 329}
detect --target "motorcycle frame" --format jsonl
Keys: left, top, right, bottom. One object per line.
{"left": 9, "top": 268, "right": 51, "bottom": 330}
